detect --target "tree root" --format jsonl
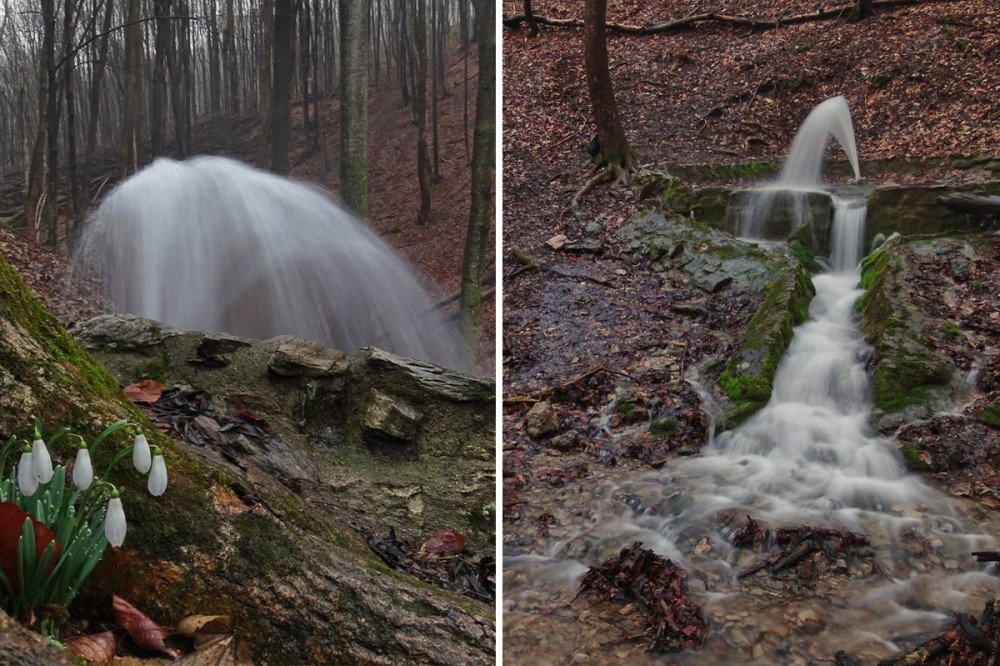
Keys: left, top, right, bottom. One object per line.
{"left": 562, "top": 158, "right": 636, "bottom": 216}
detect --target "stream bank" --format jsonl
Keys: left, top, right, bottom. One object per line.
{"left": 503, "top": 163, "right": 1000, "bottom": 664}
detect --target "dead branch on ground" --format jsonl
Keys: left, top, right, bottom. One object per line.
{"left": 504, "top": 0, "right": 954, "bottom": 35}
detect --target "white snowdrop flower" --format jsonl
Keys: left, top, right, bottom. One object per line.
{"left": 32, "top": 438, "right": 54, "bottom": 484}
{"left": 148, "top": 448, "right": 168, "bottom": 497}
{"left": 105, "top": 492, "right": 127, "bottom": 547}
{"left": 73, "top": 445, "right": 93, "bottom": 491}
{"left": 133, "top": 432, "right": 151, "bottom": 474}
{"left": 17, "top": 447, "right": 38, "bottom": 496}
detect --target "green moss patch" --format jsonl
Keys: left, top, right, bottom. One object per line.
{"left": 871, "top": 355, "right": 951, "bottom": 413}
{"left": 898, "top": 442, "right": 932, "bottom": 472}
{"left": 716, "top": 265, "right": 815, "bottom": 425}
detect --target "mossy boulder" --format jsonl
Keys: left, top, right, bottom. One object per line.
{"left": 716, "top": 264, "right": 816, "bottom": 426}
{"left": 0, "top": 252, "right": 494, "bottom": 664}
{"left": 857, "top": 236, "right": 962, "bottom": 432}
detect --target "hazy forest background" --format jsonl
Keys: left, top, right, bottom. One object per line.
{"left": 0, "top": 0, "right": 494, "bottom": 370}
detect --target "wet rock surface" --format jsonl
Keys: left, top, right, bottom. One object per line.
{"left": 505, "top": 187, "right": 1000, "bottom": 664}
{"left": 74, "top": 315, "right": 496, "bottom": 555}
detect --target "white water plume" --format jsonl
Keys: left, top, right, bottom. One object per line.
{"left": 72, "top": 156, "right": 468, "bottom": 370}
{"left": 777, "top": 95, "right": 861, "bottom": 187}
{"left": 738, "top": 95, "right": 862, "bottom": 241}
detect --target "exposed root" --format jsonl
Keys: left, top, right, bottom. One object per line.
{"left": 562, "top": 159, "right": 636, "bottom": 216}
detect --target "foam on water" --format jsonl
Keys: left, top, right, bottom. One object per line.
{"left": 72, "top": 156, "right": 468, "bottom": 370}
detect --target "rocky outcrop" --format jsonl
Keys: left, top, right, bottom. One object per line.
{"left": 0, "top": 250, "right": 495, "bottom": 665}
{"left": 623, "top": 211, "right": 816, "bottom": 426}
{"left": 71, "top": 314, "right": 496, "bottom": 555}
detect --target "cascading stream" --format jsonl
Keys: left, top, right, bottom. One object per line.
{"left": 504, "top": 96, "right": 1000, "bottom": 664}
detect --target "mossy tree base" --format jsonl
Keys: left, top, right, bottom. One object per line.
{"left": 0, "top": 252, "right": 494, "bottom": 664}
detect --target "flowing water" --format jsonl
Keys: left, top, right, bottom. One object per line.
{"left": 72, "top": 156, "right": 468, "bottom": 370}
{"left": 503, "top": 98, "right": 1000, "bottom": 663}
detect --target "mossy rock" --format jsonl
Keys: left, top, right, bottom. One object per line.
{"left": 871, "top": 355, "right": 951, "bottom": 413}
{"left": 981, "top": 402, "right": 1000, "bottom": 428}
{"left": 716, "top": 264, "right": 816, "bottom": 426}
{"left": 0, "top": 252, "right": 494, "bottom": 664}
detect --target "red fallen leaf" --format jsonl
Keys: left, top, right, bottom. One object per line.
{"left": 0, "top": 502, "right": 62, "bottom": 589}
{"left": 421, "top": 530, "right": 465, "bottom": 556}
{"left": 65, "top": 631, "right": 117, "bottom": 663}
{"left": 123, "top": 379, "right": 164, "bottom": 404}
{"left": 112, "top": 594, "right": 183, "bottom": 658}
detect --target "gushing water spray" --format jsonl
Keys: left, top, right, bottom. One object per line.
{"left": 72, "top": 156, "right": 469, "bottom": 371}
{"left": 739, "top": 95, "right": 862, "bottom": 240}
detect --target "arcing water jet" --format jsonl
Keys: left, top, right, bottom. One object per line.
{"left": 72, "top": 156, "right": 468, "bottom": 370}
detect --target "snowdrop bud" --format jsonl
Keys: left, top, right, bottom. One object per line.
{"left": 73, "top": 445, "right": 93, "bottom": 491}
{"left": 32, "top": 438, "right": 54, "bottom": 484}
{"left": 148, "top": 448, "right": 167, "bottom": 497}
{"left": 18, "top": 446, "right": 38, "bottom": 496}
{"left": 105, "top": 491, "right": 127, "bottom": 547}
{"left": 133, "top": 432, "right": 151, "bottom": 474}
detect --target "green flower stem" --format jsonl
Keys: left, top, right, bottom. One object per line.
{"left": 101, "top": 445, "right": 136, "bottom": 480}
{"left": 87, "top": 419, "right": 134, "bottom": 461}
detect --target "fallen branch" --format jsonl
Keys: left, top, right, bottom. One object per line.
{"left": 504, "top": 0, "right": 954, "bottom": 35}
{"left": 504, "top": 364, "right": 633, "bottom": 405}
{"left": 938, "top": 193, "right": 1000, "bottom": 220}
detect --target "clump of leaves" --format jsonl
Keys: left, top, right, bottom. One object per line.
{"left": 576, "top": 542, "right": 707, "bottom": 653}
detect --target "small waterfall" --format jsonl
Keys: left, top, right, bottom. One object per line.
{"left": 830, "top": 199, "right": 867, "bottom": 273}
{"left": 71, "top": 156, "right": 469, "bottom": 370}
{"left": 504, "top": 96, "right": 1000, "bottom": 664}
{"left": 738, "top": 95, "right": 861, "bottom": 241}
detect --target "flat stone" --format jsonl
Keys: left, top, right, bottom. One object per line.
{"left": 562, "top": 239, "right": 604, "bottom": 253}
{"left": 72, "top": 314, "right": 178, "bottom": 351}
{"left": 694, "top": 273, "right": 733, "bottom": 293}
{"left": 549, "top": 429, "right": 580, "bottom": 451}
{"left": 268, "top": 336, "right": 347, "bottom": 377}
{"left": 194, "top": 332, "right": 251, "bottom": 367}
{"left": 670, "top": 301, "right": 707, "bottom": 317}
{"left": 361, "top": 388, "right": 423, "bottom": 443}
{"left": 545, "top": 234, "right": 568, "bottom": 250}
{"left": 525, "top": 401, "right": 560, "bottom": 439}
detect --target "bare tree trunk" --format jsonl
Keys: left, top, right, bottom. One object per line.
{"left": 256, "top": 0, "right": 274, "bottom": 165}
{"left": 119, "top": 0, "right": 143, "bottom": 177}
{"left": 412, "top": 0, "right": 430, "bottom": 225}
{"left": 25, "top": 0, "right": 57, "bottom": 245}
{"left": 82, "top": 0, "right": 114, "bottom": 210}
{"left": 268, "top": 0, "right": 295, "bottom": 174}
{"left": 151, "top": 0, "right": 171, "bottom": 158}
{"left": 457, "top": 0, "right": 494, "bottom": 368}
{"left": 178, "top": 0, "right": 193, "bottom": 155}
{"left": 339, "top": 0, "right": 370, "bottom": 216}
{"left": 430, "top": 0, "right": 441, "bottom": 182}
{"left": 63, "top": 0, "right": 81, "bottom": 231}
{"left": 207, "top": 0, "right": 222, "bottom": 115}
{"left": 583, "top": 0, "right": 636, "bottom": 179}
{"left": 222, "top": 0, "right": 239, "bottom": 115}
{"left": 524, "top": 0, "right": 540, "bottom": 36}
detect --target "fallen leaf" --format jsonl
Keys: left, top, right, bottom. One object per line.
{"left": 0, "top": 502, "right": 62, "bottom": 589}
{"left": 421, "top": 530, "right": 465, "bottom": 556}
{"left": 176, "top": 634, "right": 254, "bottom": 666}
{"left": 124, "top": 379, "right": 165, "bottom": 404}
{"left": 177, "top": 614, "right": 232, "bottom": 638}
{"left": 65, "top": 631, "right": 117, "bottom": 663}
{"left": 112, "top": 594, "right": 183, "bottom": 658}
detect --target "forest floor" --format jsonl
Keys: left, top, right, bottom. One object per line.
{"left": 503, "top": 0, "right": 1000, "bottom": 663}
{"left": 0, "top": 44, "right": 493, "bottom": 373}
